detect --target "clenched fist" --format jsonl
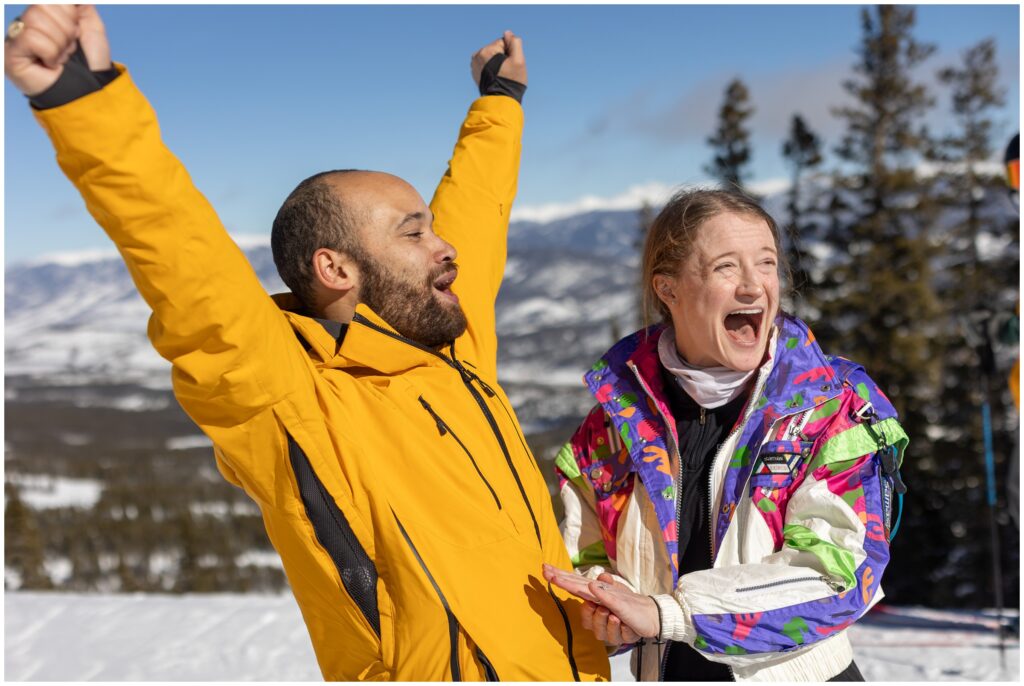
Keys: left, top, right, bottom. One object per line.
{"left": 470, "top": 30, "right": 526, "bottom": 88}
{"left": 4, "top": 4, "right": 110, "bottom": 96}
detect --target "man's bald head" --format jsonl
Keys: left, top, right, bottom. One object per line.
{"left": 270, "top": 169, "right": 378, "bottom": 312}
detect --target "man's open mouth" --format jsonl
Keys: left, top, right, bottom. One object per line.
{"left": 724, "top": 308, "right": 764, "bottom": 345}
{"left": 432, "top": 269, "right": 459, "bottom": 304}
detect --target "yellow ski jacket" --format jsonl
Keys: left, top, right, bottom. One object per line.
{"left": 34, "top": 67, "right": 610, "bottom": 682}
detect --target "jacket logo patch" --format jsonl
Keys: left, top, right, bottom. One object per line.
{"left": 757, "top": 452, "right": 804, "bottom": 476}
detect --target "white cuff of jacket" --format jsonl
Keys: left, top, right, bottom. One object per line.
{"left": 652, "top": 593, "right": 696, "bottom": 644}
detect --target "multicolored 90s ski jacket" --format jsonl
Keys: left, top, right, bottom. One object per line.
{"left": 556, "top": 315, "right": 909, "bottom": 681}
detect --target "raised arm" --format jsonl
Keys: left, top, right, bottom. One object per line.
{"left": 6, "top": 6, "right": 305, "bottom": 431}
{"left": 429, "top": 32, "right": 526, "bottom": 380}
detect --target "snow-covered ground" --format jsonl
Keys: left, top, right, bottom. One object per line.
{"left": 3, "top": 592, "right": 1018, "bottom": 681}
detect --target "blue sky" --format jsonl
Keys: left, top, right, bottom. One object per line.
{"left": 4, "top": 3, "right": 1020, "bottom": 264}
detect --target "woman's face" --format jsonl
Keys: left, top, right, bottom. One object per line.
{"left": 654, "top": 212, "right": 780, "bottom": 371}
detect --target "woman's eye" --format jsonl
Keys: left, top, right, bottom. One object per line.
{"left": 714, "top": 263, "right": 735, "bottom": 272}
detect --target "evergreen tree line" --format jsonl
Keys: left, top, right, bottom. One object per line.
{"left": 644, "top": 5, "right": 1018, "bottom": 608}
{"left": 5, "top": 446, "right": 286, "bottom": 594}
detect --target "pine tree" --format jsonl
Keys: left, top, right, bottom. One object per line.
{"left": 117, "top": 551, "right": 142, "bottom": 593}
{"left": 175, "top": 509, "right": 201, "bottom": 593}
{"left": 705, "top": 79, "right": 755, "bottom": 192}
{"left": 70, "top": 535, "right": 103, "bottom": 591}
{"left": 830, "top": 5, "right": 940, "bottom": 392}
{"left": 930, "top": 37, "right": 1017, "bottom": 608}
{"left": 828, "top": 5, "right": 946, "bottom": 605}
{"left": 781, "top": 114, "right": 824, "bottom": 315}
{"left": 935, "top": 38, "right": 1007, "bottom": 299}
{"left": 4, "top": 483, "right": 52, "bottom": 590}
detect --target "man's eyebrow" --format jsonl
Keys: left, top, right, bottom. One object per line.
{"left": 395, "top": 211, "right": 431, "bottom": 231}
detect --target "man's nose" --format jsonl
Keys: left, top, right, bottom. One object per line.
{"left": 435, "top": 236, "right": 457, "bottom": 263}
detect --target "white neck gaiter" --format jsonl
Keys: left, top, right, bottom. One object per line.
{"left": 657, "top": 327, "right": 757, "bottom": 409}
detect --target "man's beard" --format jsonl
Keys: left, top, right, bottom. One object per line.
{"left": 357, "top": 257, "right": 467, "bottom": 349}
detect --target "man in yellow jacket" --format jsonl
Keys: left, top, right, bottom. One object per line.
{"left": 5, "top": 5, "right": 610, "bottom": 681}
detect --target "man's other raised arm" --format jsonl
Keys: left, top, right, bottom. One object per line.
{"left": 7, "top": 6, "right": 305, "bottom": 428}
{"left": 430, "top": 31, "right": 526, "bottom": 380}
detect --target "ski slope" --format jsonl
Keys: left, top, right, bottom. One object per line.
{"left": 3, "top": 592, "right": 1018, "bottom": 681}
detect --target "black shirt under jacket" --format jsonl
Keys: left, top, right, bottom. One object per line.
{"left": 657, "top": 361, "right": 747, "bottom": 682}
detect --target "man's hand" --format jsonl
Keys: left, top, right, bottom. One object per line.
{"left": 5, "top": 4, "right": 110, "bottom": 97}
{"left": 544, "top": 564, "right": 660, "bottom": 644}
{"left": 543, "top": 563, "right": 661, "bottom": 646}
{"left": 470, "top": 30, "right": 526, "bottom": 88}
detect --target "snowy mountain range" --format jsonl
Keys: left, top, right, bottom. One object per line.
{"left": 4, "top": 208, "right": 654, "bottom": 391}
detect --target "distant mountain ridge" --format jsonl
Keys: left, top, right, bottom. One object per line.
{"left": 4, "top": 207, "right": 644, "bottom": 393}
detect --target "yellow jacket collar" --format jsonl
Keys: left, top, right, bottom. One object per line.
{"left": 273, "top": 295, "right": 447, "bottom": 375}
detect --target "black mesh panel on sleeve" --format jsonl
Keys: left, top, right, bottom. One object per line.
{"left": 288, "top": 435, "right": 381, "bottom": 638}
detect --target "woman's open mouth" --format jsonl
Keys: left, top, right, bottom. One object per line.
{"left": 723, "top": 308, "right": 764, "bottom": 346}
{"left": 432, "top": 269, "right": 459, "bottom": 305}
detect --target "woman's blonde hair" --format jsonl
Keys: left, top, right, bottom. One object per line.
{"left": 640, "top": 188, "right": 791, "bottom": 325}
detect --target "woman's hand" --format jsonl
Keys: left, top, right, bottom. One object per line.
{"left": 542, "top": 563, "right": 661, "bottom": 645}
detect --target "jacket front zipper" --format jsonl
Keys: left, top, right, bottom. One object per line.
{"left": 419, "top": 396, "right": 502, "bottom": 509}
{"left": 637, "top": 358, "right": 772, "bottom": 682}
{"left": 354, "top": 315, "right": 580, "bottom": 681}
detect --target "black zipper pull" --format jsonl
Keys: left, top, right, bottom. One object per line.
{"left": 419, "top": 396, "right": 448, "bottom": 436}
{"left": 447, "top": 344, "right": 496, "bottom": 397}
{"left": 472, "top": 372, "right": 496, "bottom": 397}
{"left": 700, "top": 407, "right": 706, "bottom": 425}
{"left": 881, "top": 446, "right": 908, "bottom": 494}
{"left": 447, "top": 344, "right": 475, "bottom": 383}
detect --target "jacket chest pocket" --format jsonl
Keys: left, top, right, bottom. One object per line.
{"left": 408, "top": 396, "right": 519, "bottom": 546}
{"left": 749, "top": 440, "right": 813, "bottom": 491}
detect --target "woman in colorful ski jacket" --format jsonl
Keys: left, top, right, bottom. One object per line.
{"left": 545, "top": 189, "right": 909, "bottom": 681}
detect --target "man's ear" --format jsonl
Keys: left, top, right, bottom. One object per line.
{"left": 312, "top": 248, "right": 359, "bottom": 294}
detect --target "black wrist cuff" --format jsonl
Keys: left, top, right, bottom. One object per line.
{"left": 94, "top": 65, "right": 120, "bottom": 89}
{"left": 28, "top": 44, "right": 119, "bottom": 110}
{"left": 478, "top": 53, "right": 526, "bottom": 104}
